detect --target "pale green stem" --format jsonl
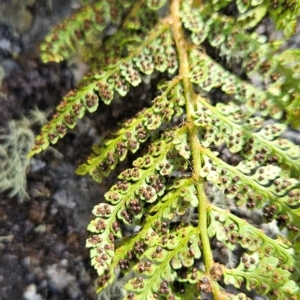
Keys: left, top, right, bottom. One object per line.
{"left": 169, "top": 0, "right": 223, "bottom": 299}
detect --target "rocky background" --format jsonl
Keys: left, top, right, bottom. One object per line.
{"left": 0, "top": 1, "right": 97, "bottom": 299}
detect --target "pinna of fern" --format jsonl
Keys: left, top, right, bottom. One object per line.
{"left": 29, "top": 0, "right": 300, "bottom": 299}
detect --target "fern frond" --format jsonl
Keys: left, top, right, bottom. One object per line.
{"left": 147, "top": 0, "right": 168, "bottom": 10}
{"left": 30, "top": 0, "right": 300, "bottom": 298}
{"left": 40, "top": 1, "right": 114, "bottom": 63}
{"left": 86, "top": 127, "right": 191, "bottom": 289}
{"left": 88, "top": 6, "right": 159, "bottom": 70}
{"left": 76, "top": 78, "right": 183, "bottom": 182}
{"left": 275, "top": 49, "right": 300, "bottom": 126}
{"left": 183, "top": 0, "right": 298, "bottom": 44}
{"left": 40, "top": 0, "right": 171, "bottom": 64}
{"left": 189, "top": 49, "right": 284, "bottom": 119}
{"left": 209, "top": 207, "right": 300, "bottom": 298}
{"left": 192, "top": 94, "right": 300, "bottom": 174}
{"left": 182, "top": 1, "right": 300, "bottom": 125}
{"left": 200, "top": 149, "right": 300, "bottom": 239}
{"left": 29, "top": 21, "right": 178, "bottom": 157}
{"left": 225, "top": 257, "right": 300, "bottom": 299}
{"left": 124, "top": 226, "right": 201, "bottom": 299}
{"left": 97, "top": 176, "right": 199, "bottom": 296}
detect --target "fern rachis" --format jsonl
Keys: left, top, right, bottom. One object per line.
{"left": 29, "top": 0, "right": 300, "bottom": 299}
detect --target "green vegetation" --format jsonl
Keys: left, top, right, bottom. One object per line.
{"left": 29, "top": 0, "right": 300, "bottom": 299}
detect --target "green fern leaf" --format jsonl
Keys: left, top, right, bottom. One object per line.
{"left": 147, "top": 0, "right": 167, "bottom": 10}
{"left": 237, "top": 6, "right": 268, "bottom": 29}
{"left": 210, "top": 207, "right": 300, "bottom": 298}
{"left": 40, "top": 1, "right": 113, "bottom": 63}
{"left": 76, "top": 78, "right": 183, "bottom": 181}
{"left": 29, "top": 21, "right": 177, "bottom": 157}
{"left": 29, "top": 0, "right": 300, "bottom": 299}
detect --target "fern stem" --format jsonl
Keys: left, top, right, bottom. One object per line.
{"left": 170, "top": 0, "right": 222, "bottom": 298}
{"left": 122, "top": 0, "right": 146, "bottom": 28}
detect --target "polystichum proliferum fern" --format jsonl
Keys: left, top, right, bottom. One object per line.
{"left": 29, "top": 0, "right": 300, "bottom": 299}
